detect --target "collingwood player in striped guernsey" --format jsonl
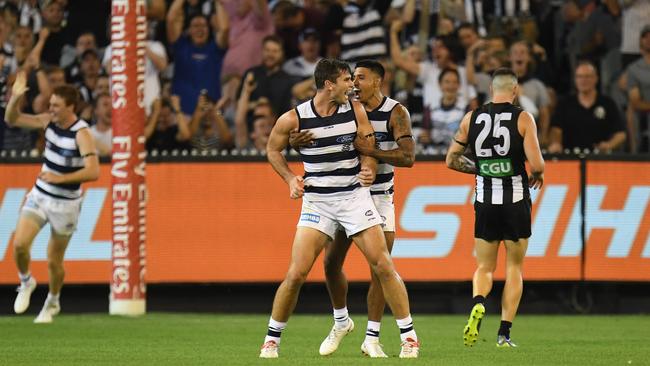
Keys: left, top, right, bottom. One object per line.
{"left": 290, "top": 59, "right": 415, "bottom": 358}
{"left": 5, "top": 72, "right": 99, "bottom": 324}
{"left": 446, "top": 67, "right": 544, "bottom": 348}
{"left": 261, "top": 59, "right": 419, "bottom": 359}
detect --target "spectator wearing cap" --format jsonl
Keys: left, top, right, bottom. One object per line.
{"left": 167, "top": 0, "right": 229, "bottom": 115}
{"left": 283, "top": 28, "right": 322, "bottom": 79}
{"left": 272, "top": 1, "right": 326, "bottom": 60}
{"left": 624, "top": 24, "right": 650, "bottom": 152}
{"left": 548, "top": 61, "right": 626, "bottom": 154}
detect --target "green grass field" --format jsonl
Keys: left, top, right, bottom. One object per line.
{"left": 1, "top": 313, "right": 647, "bottom": 365}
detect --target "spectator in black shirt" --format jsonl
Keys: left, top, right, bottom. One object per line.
{"left": 236, "top": 35, "right": 298, "bottom": 136}
{"left": 549, "top": 61, "right": 626, "bottom": 153}
{"left": 39, "top": 0, "right": 71, "bottom": 66}
{"left": 145, "top": 96, "right": 192, "bottom": 152}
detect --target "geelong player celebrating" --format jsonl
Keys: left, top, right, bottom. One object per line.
{"left": 260, "top": 59, "right": 420, "bottom": 358}
{"left": 291, "top": 59, "right": 415, "bottom": 358}
{"left": 6, "top": 71, "right": 99, "bottom": 323}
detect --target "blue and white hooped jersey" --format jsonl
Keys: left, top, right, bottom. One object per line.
{"left": 35, "top": 119, "right": 89, "bottom": 200}
{"left": 296, "top": 99, "right": 361, "bottom": 201}
{"left": 367, "top": 96, "right": 400, "bottom": 195}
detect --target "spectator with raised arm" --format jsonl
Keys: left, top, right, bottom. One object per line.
{"left": 220, "top": 0, "right": 274, "bottom": 111}
{"left": 145, "top": 97, "right": 192, "bottom": 152}
{"left": 39, "top": 0, "right": 71, "bottom": 66}
{"left": 167, "top": 0, "right": 229, "bottom": 115}
{"left": 189, "top": 92, "right": 233, "bottom": 150}
{"left": 237, "top": 35, "right": 297, "bottom": 126}
{"left": 104, "top": 21, "right": 168, "bottom": 115}
{"left": 390, "top": 19, "right": 477, "bottom": 128}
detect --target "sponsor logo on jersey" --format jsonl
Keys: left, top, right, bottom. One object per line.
{"left": 479, "top": 158, "right": 513, "bottom": 177}
{"left": 336, "top": 135, "right": 355, "bottom": 144}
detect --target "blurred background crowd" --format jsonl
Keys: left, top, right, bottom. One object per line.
{"left": 0, "top": 0, "right": 648, "bottom": 157}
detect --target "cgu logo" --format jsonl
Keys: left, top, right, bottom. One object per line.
{"left": 392, "top": 185, "right": 650, "bottom": 259}
{"left": 0, "top": 185, "right": 649, "bottom": 261}
{"left": 479, "top": 159, "right": 513, "bottom": 177}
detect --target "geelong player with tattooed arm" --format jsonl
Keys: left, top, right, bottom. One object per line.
{"left": 291, "top": 59, "right": 416, "bottom": 358}
{"left": 260, "top": 59, "right": 419, "bottom": 359}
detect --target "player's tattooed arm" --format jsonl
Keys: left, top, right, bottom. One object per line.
{"left": 446, "top": 112, "right": 477, "bottom": 175}
{"left": 370, "top": 104, "right": 415, "bottom": 167}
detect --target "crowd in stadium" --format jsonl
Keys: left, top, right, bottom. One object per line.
{"left": 0, "top": 0, "right": 648, "bottom": 156}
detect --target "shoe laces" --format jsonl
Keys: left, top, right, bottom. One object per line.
{"left": 328, "top": 324, "right": 347, "bottom": 340}
{"left": 400, "top": 338, "right": 420, "bottom": 351}
{"left": 261, "top": 341, "right": 278, "bottom": 350}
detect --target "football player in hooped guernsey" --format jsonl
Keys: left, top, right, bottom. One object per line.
{"left": 6, "top": 71, "right": 99, "bottom": 323}
{"left": 261, "top": 59, "right": 420, "bottom": 359}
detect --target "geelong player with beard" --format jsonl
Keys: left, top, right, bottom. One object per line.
{"left": 290, "top": 59, "right": 415, "bottom": 358}
{"left": 260, "top": 59, "right": 419, "bottom": 359}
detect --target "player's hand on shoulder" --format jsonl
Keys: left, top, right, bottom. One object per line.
{"left": 288, "top": 129, "right": 314, "bottom": 150}
{"left": 357, "top": 166, "right": 375, "bottom": 187}
{"left": 528, "top": 171, "right": 544, "bottom": 189}
{"left": 289, "top": 175, "right": 305, "bottom": 199}
{"left": 354, "top": 133, "right": 375, "bottom": 156}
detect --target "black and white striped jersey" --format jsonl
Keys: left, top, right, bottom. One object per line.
{"left": 367, "top": 96, "right": 400, "bottom": 195}
{"left": 468, "top": 102, "right": 529, "bottom": 205}
{"left": 296, "top": 99, "right": 361, "bottom": 201}
{"left": 36, "top": 120, "right": 89, "bottom": 200}
{"left": 340, "top": 4, "right": 387, "bottom": 63}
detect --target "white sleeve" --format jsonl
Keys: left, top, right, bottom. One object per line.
{"left": 417, "top": 62, "right": 432, "bottom": 84}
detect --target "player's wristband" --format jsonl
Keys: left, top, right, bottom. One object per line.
{"left": 82, "top": 152, "right": 97, "bottom": 158}
{"left": 396, "top": 134, "right": 413, "bottom": 142}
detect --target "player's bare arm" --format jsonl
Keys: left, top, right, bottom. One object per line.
{"left": 4, "top": 71, "right": 49, "bottom": 130}
{"left": 358, "top": 104, "right": 415, "bottom": 167}
{"left": 267, "top": 110, "right": 304, "bottom": 199}
{"left": 38, "top": 128, "right": 100, "bottom": 185}
{"left": 352, "top": 100, "right": 377, "bottom": 186}
{"left": 519, "top": 111, "right": 545, "bottom": 189}
{"left": 446, "top": 112, "right": 477, "bottom": 174}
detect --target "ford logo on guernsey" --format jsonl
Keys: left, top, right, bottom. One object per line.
{"left": 336, "top": 135, "right": 355, "bottom": 144}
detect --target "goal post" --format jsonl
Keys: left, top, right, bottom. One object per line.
{"left": 109, "top": 0, "right": 147, "bottom": 316}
